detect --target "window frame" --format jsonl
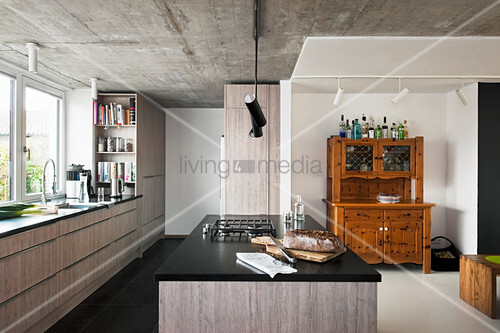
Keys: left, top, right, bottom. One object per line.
{"left": 20, "top": 77, "right": 66, "bottom": 202}
{"left": 0, "top": 71, "right": 16, "bottom": 204}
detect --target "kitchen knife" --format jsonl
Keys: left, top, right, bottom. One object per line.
{"left": 269, "top": 235, "right": 297, "bottom": 265}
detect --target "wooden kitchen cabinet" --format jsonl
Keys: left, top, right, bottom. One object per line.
{"left": 0, "top": 200, "right": 140, "bottom": 333}
{"left": 223, "top": 84, "right": 280, "bottom": 215}
{"left": 94, "top": 93, "right": 165, "bottom": 253}
{"left": 324, "top": 136, "right": 434, "bottom": 273}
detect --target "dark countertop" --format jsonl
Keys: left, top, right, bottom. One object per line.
{"left": 0, "top": 195, "right": 142, "bottom": 239}
{"left": 155, "top": 215, "right": 381, "bottom": 283}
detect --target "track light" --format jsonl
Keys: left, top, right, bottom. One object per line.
{"left": 333, "top": 77, "right": 344, "bottom": 106}
{"left": 391, "top": 78, "right": 409, "bottom": 104}
{"left": 26, "top": 43, "right": 39, "bottom": 73}
{"left": 90, "top": 78, "right": 98, "bottom": 100}
{"left": 455, "top": 79, "right": 469, "bottom": 105}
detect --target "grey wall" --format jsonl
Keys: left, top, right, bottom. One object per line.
{"left": 478, "top": 83, "right": 500, "bottom": 253}
{"left": 165, "top": 108, "right": 224, "bottom": 235}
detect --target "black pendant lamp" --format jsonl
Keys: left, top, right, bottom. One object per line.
{"left": 245, "top": 0, "right": 266, "bottom": 139}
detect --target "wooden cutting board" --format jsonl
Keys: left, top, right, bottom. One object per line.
{"left": 251, "top": 236, "right": 346, "bottom": 263}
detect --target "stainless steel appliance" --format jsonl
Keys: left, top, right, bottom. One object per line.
{"left": 210, "top": 218, "right": 276, "bottom": 238}
{"left": 66, "top": 164, "right": 93, "bottom": 199}
{"left": 110, "top": 178, "right": 124, "bottom": 197}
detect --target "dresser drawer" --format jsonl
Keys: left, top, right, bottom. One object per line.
{"left": 385, "top": 210, "right": 423, "bottom": 221}
{"left": 345, "top": 209, "right": 383, "bottom": 220}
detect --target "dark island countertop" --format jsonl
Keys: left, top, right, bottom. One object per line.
{"left": 155, "top": 215, "right": 381, "bottom": 283}
{"left": 0, "top": 195, "right": 141, "bottom": 239}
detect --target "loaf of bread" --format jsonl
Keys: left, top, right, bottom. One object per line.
{"left": 283, "top": 229, "right": 344, "bottom": 253}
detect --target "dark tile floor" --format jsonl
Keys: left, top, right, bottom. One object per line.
{"left": 47, "top": 239, "right": 184, "bottom": 333}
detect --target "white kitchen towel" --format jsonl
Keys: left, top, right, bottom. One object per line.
{"left": 236, "top": 252, "right": 297, "bottom": 278}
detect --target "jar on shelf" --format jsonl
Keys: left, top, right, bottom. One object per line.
{"left": 98, "top": 137, "right": 106, "bottom": 152}
{"left": 117, "top": 137, "right": 125, "bottom": 152}
{"left": 125, "top": 138, "right": 134, "bottom": 152}
{"left": 107, "top": 137, "right": 116, "bottom": 152}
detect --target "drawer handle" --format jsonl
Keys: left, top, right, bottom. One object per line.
{"left": 379, "top": 227, "right": 383, "bottom": 231}
{"left": 385, "top": 227, "right": 389, "bottom": 231}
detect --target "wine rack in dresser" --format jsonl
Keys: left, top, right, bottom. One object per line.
{"left": 323, "top": 136, "right": 435, "bottom": 273}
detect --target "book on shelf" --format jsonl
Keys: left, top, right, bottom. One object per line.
{"left": 95, "top": 102, "right": 134, "bottom": 126}
{"left": 97, "top": 161, "right": 135, "bottom": 183}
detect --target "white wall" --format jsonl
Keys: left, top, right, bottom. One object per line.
{"left": 65, "top": 89, "right": 94, "bottom": 185}
{"left": 445, "top": 84, "right": 478, "bottom": 253}
{"left": 165, "top": 108, "right": 224, "bottom": 235}
{"left": 290, "top": 91, "right": 448, "bottom": 237}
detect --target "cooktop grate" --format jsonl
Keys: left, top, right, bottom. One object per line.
{"left": 210, "top": 218, "right": 276, "bottom": 238}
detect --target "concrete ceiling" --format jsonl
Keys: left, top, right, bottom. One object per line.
{"left": 1, "top": 0, "right": 500, "bottom": 108}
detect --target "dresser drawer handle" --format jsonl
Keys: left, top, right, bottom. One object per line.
{"left": 385, "top": 227, "right": 389, "bottom": 231}
{"left": 379, "top": 227, "right": 383, "bottom": 231}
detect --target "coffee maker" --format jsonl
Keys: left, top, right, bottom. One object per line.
{"left": 66, "top": 164, "right": 94, "bottom": 199}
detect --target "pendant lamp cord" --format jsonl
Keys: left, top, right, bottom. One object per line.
{"left": 254, "top": 0, "right": 259, "bottom": 98}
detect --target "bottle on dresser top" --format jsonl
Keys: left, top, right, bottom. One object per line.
{"left": 345, "top": 119, "right": 352, "bottom": 139}
{"left": 361, "top": 114, "right": 368, "bottom": 139}
{"left": 353, "top": 119, "right": 361, "bottom": 140}
{"left": 382, "top": 116, "right": 388, "bottom": 138}
{"left": 339, "top": 114, "right": 346, "bottom": 137}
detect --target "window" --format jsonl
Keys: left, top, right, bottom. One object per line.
{"left": 0, "top": 66, "right": 65, "bottom": 205}
{"left": 0, "top": 73, "right": 15, "bottom": 202}
{"left": 23, "top": 79, "right": 63, "bottom": 201}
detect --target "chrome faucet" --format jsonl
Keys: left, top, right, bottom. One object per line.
{"left": 41, "top": 159, "right": 57, "bottom": 205}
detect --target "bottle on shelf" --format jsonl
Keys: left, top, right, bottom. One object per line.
{"left": 293, "top": 194, "right": 305, "bottom": 223}
{"left": 382, "top": 116, "right": 388, "bottom": 138}
{"left": 368, "top": 117, "right": 375, "bottom": 139}
{"left": 391, "top": 123, "right": 398, "bottom": 139}
{"left": 404, "top": 120, "right": 409, "bottom": 139}
{"left": 345, "top": 119, "right": 352, "bottom": 139}
{"left": 339, "top": 114, "right": 346, "bottom": 137}
{"left": 398, "top": 122, "right": 405, "bottom": 140}
{"left": 375, "top": 124, "right": 382, "bottom": 139}
{"left": 353, "top": 119, "right": 361, "bottom": 140}
{"left": 361, "top": 114, "right": 368, "bottom": 139}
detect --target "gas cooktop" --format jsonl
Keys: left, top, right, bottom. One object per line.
{"left": 209, "top": 218, "right": 276, "bottom": 238}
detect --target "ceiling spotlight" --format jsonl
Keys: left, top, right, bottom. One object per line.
{"left": 26, "top": 42, "right": 39, "bottom": 73}
{"left": 90, "top": 78, "right": 98, "bottom": 100}
{"left": 391, "top": 78, "right": 409, "bottom": 104}
{"left": 333, "top": 77, "right": 344, "bottom": 106}
{"left": 455, "top": 79, "right": 469, "bottom": 105}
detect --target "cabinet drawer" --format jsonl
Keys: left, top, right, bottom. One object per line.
{"left": 345, "top": 209, "right": 383, "bottom": 220}
{"left": 385, "top": 210, "right": 423, "bottom": 221}
{"left": 0, "top": 238, "right": 59, "bottom": 304}
{"left": 0, "top": 274, "right": 59, "bottom": 333}
{"left": 0, "top": 223, "right": 58, "bottom": 259}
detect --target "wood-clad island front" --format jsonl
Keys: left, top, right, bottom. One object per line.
{"left": 155, "top": 215, "right": 381, "bottom": 333}
{"left": 324, "top": 136, "right": 435, "bottom": 273}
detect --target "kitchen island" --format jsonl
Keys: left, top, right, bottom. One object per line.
{"left": 155, "top": 215, "right": 381, "bottom": 333}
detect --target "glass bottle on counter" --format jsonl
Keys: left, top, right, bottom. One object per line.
{"left": 404, "top": 120, "right": 409, "bottom": 139}
{"left": 382, "top": 116, "right": 388, "bottom": 138}
{"left": 345, "top": 119, "right": 352, "bottom": 139}
{"left": 353, "top": 119, "right": 361, "bottom": 139}
{"left": 398, "top": 122, "right": 405, "bottom": 140}
{"left": 293, "top": 194, "right": 305, "bottom": 223}
{"left": 339, "top": 114, "right": 346, "bottom": 137}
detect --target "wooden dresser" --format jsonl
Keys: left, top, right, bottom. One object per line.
{"left": 324, "top": 136, "right": 435, "bottom": 273}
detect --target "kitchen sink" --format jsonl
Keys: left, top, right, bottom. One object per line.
{"left": 56, "top": 202, "right": 104, "bottom": 210}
